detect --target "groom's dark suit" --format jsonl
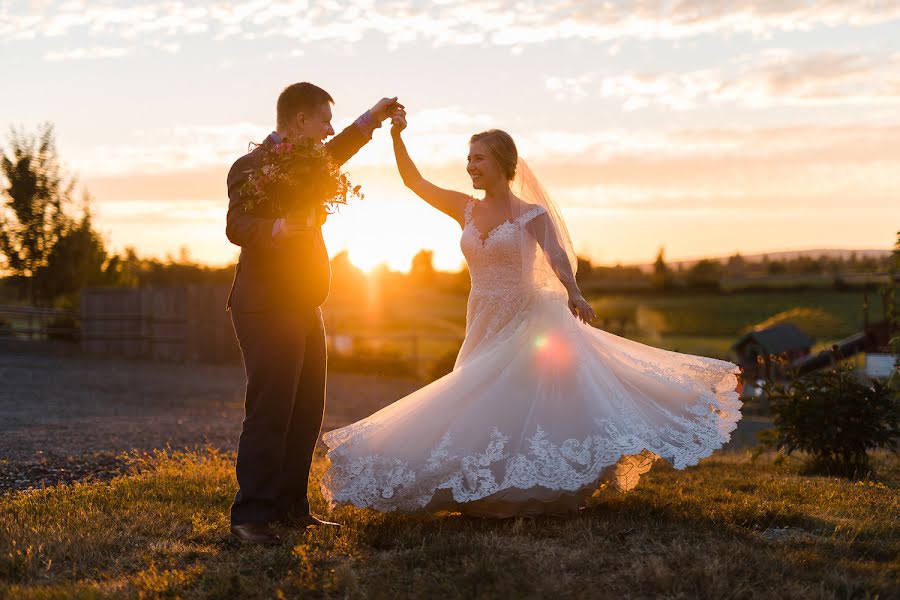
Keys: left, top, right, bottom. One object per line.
{"left": 225, "top": 120, "right": 373, "bottom": 525}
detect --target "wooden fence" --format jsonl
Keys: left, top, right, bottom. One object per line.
{"left": 74, "top": 285, "right": 465, "bottom": 376}
{"left": 80, "top": 286, "right": 240, "bottom": 363}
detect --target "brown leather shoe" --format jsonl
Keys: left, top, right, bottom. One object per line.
{"left": 282, "top": 513, "right": 342, "bottom": 531}
{"left": 230, "top": 522, "right": 281, "bottom": 545}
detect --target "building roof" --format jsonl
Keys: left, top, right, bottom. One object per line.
{"left": 789, "top": 331, "right": 866, "bottom": 375}
{"left": 732, "top": 323, "right": 814, "bottom": 355}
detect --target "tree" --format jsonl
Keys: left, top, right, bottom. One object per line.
{"left": 576, "top": 255, "right": 593, "bottom": 284}
{"left": 34, "top": 194, "right": 119, "bottom": 301}
{"left": 0, "top": 123, "right": 74, "bottom": 302}
{"left": 766, "top": 259, "right": 786, "bottom": 275}
{"left": 410, "top": 249, "right": 435, "bottom": 286}
{"left": 726, "top": 252, "right": 745, "bottom": 276}
{"left": 329, "top": 250, "right": 366, "bottom": 298}
{"left": 652, "top": 247, "right": 671, "bottom": 290}
{"left": 887, "top": 231, "right": 900, "bottom": 356}
{"left": 687, "top": 259, "right": 722, "bottom": 290}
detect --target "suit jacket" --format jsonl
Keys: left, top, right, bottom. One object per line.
{"left": 226, "top": 124, "right": 370, "bottom": 312}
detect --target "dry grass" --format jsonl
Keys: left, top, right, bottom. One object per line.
{"left": 1, "top": 448, "right": 898, "bottom": 599}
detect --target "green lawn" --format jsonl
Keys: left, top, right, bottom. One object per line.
{"left": 2, "top": 448, "right": 898, "bottom": 599}
{"left": 588, "top": 290, "right": 870, "bottom": 339}
{"left": 325, "top": 288, "right": 871, "bottom": 368}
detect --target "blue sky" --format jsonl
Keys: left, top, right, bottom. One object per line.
{"left": 2, "top": 1, "right": 899, "bottom": 270}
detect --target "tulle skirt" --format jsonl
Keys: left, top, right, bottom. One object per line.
{"left": 321, "top": 291, "right": 742, "bottom": 517}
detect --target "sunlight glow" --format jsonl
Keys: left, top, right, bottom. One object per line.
{"left": 323, "top": 189, "right": 467, "bottom": 273}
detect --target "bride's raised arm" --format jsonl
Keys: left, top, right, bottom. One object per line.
{"left": 390, "top": 112, "right": 470, "bottom": 226}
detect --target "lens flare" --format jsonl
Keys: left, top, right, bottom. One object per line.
{"left": 533, "top": 331, "right": 573, "bottom": 372}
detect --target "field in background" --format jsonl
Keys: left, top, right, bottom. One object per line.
{"left": 590, "top": 290, "right": 872, "bottom": 357}
{"left": 323, "top": 288, "right": 872, "bottom": 371}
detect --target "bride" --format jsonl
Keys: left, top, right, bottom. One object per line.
{"left": 320, "top": 111, "right": 743, "bottom": 518}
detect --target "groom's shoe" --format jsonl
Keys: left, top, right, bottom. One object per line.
{"left": 282, "top": 513, "right": 342, "bottom": 531}
{"left": 230, "top": 522, "right": 281, "bottom": 546}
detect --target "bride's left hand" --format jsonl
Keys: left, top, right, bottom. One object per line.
{"left": 391, "top": 109, "right": 407, "bottom": 137}
{"left": 568, "top": 294, "right": 596, "bottom": 324}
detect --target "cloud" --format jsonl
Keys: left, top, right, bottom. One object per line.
{"left": 5, "top": 0, "right": 900, "bottom": 56}
{"left": 545, "top": 75, "right": 593, "bottom": 102}
{"left": 44, "top": 45, "right": 133, "bottom": 61}
{"left": 69, "top": 107, "right": 495, "bottom": 176}
{"left": 70, "top": 122, "right": 270, "bottom": 177}
{"left": 75, "top": 110, "right": 898, "bottom": 270}
{"left": 588, "top": 50, "right": 900, "bottom": 110}
{"left": 71, "top": 108, "right": 900, "bottom": 179}
{"left": 74, "top": 108, "right": 900, "bottom": 231}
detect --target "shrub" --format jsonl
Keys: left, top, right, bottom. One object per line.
{"left": 45, "top": 315, "right": 80, "bottom": 342}
{"left": 763, "top": 364, "right": 900, "bottom": 477}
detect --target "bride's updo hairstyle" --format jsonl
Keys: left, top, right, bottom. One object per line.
{"left": 470, "top": 129, "right": 518, "bottom": 182}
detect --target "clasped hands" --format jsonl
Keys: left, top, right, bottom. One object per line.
{"left": 278, "top": 96, "right": 405, "bottom": 238}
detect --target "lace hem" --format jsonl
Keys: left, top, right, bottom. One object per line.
{"left": 321, "top": 366, "right": 742, "bottom": 513}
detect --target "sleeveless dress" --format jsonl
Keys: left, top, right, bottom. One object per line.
{"left": 320, "top": 198, "right": 742, "bottom": 517}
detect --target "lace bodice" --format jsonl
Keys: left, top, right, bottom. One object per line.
{"left": 457, "top": 198, "right": 548, "bottom": 362}
{"left": 460, "top": 197, "right": 546, "bottom": 297}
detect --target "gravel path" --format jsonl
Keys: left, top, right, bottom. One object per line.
{"left": 1, "top": 348, "right": 765, "bottom": 494}
{"left": 0, "top": 349, "right": 421, "bottom": 494}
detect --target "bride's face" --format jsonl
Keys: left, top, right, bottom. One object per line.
{"left": 467, "top": 141, "right": 502, "bottom": 190}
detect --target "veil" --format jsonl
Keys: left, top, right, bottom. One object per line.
{"left": 509, "top": 159, "right": 578, "bottom": 299}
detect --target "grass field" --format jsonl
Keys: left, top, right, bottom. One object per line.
{"left": 325, "top": 288, "right": 873, "bottom": 366}
{"left": 2, "top": 448, "right": 897, "bottom": 599}
{"left": 588, "top": 290, "right": 870, "bottom": 338}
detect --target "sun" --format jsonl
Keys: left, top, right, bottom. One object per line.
{"left": 348, "top": 252, "right": 389, "bottom": 274}
{"left": 320, "top": 190, "right": 467, "bottom": 274}
{"left": 346, "top": 245, "right": 413, "bottom": 273}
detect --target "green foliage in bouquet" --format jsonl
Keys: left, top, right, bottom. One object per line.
{"left": 762, "top": 364, "right": 900, "bottom": 477}
{"left": 241, "top": 137, "right": 362, "bottom": 220}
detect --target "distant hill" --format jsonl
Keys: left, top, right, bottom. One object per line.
{"left": 634, "top": 248, "right": 892, "bottom": 271}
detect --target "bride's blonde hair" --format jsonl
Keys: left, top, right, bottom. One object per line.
{"left": 470, "top": 129, "right": 518, "bottom": 181}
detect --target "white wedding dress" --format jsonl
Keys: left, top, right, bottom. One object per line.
{"left": 321, "top": 196, "right": 742, "bottom": 517}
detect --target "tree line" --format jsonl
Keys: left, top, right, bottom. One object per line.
{"left": 0, "top": 124, "right": 237, "bottom": 307}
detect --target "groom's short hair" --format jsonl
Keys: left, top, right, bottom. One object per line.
{"left": 277, "top": 82, "right": 334, "bottom": 129}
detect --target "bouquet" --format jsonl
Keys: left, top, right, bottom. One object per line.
{"left": 241, "top": 136, "right": 363, "bottom": 226}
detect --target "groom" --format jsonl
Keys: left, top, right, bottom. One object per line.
{"left": 225, "top": 82, "right": 401, "bottom": 545}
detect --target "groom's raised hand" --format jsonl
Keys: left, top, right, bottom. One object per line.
{"left": 370, "top": 97, "right": 404, "bottom": 123}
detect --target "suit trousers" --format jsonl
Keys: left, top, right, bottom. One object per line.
{"left": 229, "top": 306, "right": 327, "bottom": 525}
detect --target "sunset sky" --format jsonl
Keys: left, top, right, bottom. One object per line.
{"left": 2, "top": 1, "right": 899, "bottom": 271}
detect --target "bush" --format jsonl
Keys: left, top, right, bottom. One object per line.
{"left": 328, "top": 349, "right": 418, "bottom": 378}
{"left": 45, "top": 315, "right": 80, "bottom": 342}
{"left": 763, "top": 364, "right": 900, "bottom": 477}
